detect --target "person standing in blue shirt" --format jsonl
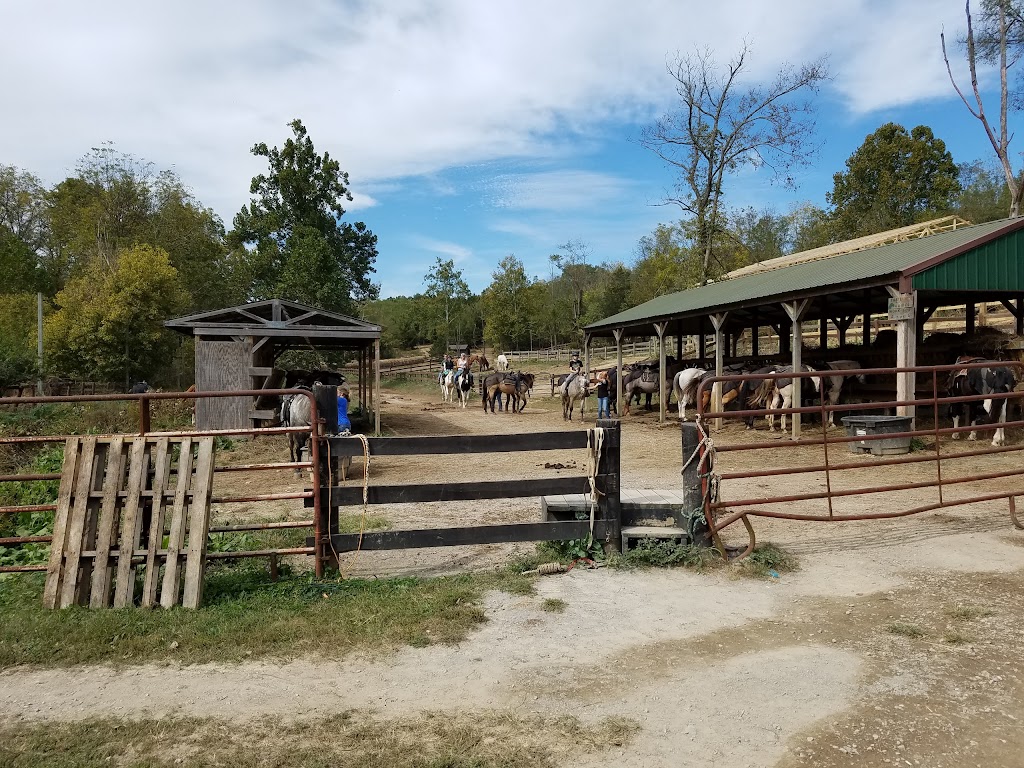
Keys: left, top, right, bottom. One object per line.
{"left": 337, "top": 387, "right": 352, "bottom": 434}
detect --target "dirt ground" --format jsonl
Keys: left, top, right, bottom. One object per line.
{"left": 2, "top": 382, "right": 1023, "bottom": 767}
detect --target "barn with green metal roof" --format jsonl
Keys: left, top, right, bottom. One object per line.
{"left": 583, "top": 216, "right": 1024, "bottom": 429}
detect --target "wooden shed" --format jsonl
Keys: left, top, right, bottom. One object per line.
{"left": 165, "top": 299, "right": 382, "bottom": 433}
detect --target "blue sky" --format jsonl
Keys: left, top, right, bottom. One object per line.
{"left": 1, "top": 1, "right": 1014, "bottom": 298}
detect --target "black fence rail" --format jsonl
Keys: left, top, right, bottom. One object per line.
{"left": 306, "top": 421, "right": 621, "bottom": 561}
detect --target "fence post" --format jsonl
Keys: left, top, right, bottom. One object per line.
{"left": 680, "top": 422, "right": 711, "bottom": 546}
{"left": 596, "top": 418, "right": 621, "bottom": 553}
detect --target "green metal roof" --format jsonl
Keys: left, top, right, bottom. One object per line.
{"left": 586, "top": 217, "right": 1024, "bottom": 335}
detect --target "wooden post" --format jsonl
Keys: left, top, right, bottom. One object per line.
{"left": 966, "top": 302, "right": 976, "bottom": 336}
{"left": 374, "top": 338, "right": 381, "bottom": 435}
{"left": 783, "top": 299, "right": 810, "bottom": 439}
{"left": 139, "top": 395, "right": 151, "bottom": 435}
{"left": 710, "top": 313, "right": 728, "bottom": 429}
{"left": 613, "top": 328, "right": 623, "bottom": 417}
{"left": 655, "top": 322, "right": 667, "bottom": 423}
{"left": 698, "top": 317, "right": 707, "bottom": 363}
{"left": 680, "top": 422, "right": 710, "bottom": 546}
{"left": 583, "top": 332, "right": 591, "bottom": 382}
{"left": 887, "top": 287, "right": 917, "bottom": 421}
{"left": 314, "top": 384, "right": 338, "bottom": 435}
{"left": 1018, "top": 297, "right": 1024, "bottom": 335}
{"left": 596, "top": 418, "right": 621, "bottom": 554}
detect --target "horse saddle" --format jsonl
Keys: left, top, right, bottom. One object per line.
{"left": 502, "top": 373, "right": 519, "bottom": 385}
{"left": 640, "top": 370, "right": 657, "bottom": 384}
{"left": 953, "top": 355, "right": 987, "bottom": 380}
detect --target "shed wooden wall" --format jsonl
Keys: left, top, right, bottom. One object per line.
{"left": 195, "top": 337, "right": 251, "bottom": 430}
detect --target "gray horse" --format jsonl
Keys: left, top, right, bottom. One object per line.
{"left": 561, "top": 374, "right": 589, "bottom": 421}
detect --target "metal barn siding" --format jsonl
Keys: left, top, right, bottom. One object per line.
{"left": 912, "top": 228, "right": 1024, "bottom": 292}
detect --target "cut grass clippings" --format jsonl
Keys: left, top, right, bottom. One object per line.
{"left": 0, "top": 710, "right": 640, "bottom": 768}
{"left": 0, "top": 565, "right": 533, "bottom": 669}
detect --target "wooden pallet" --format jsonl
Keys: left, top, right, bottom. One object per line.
{"left": 43, "top": 436, "right": 215, "bottom": 609}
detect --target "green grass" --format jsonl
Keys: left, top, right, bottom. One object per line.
{"left": 0, "top": 565, "right": 534, "bottom": 669}
{"left": 0, "top": 710, "right": 639, "bottom": 768}
{"left": 885, "top": 621, "right": 926, "bottom": 638}
{"left": 944, "top": 605, "right": 993, "bottom": 621}
{"left": 942, "top": 629, "right": 974, "bottom": 645}
{"left": 612, "top": 540, "right": 723, "bottom": 570}
{"left": 735, "top": 543, "right": 799, "bottom": 579}
{"left": 541, "top": 598, "right": 567, "bottom": 613}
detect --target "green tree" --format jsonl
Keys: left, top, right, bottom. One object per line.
{"left": 229, "top": 119, "right": 379, "bottom": 314}
{"left": 482, "top": 255, "right": 533, "bottom": 350}
{"left": 0, "top": 165, "right": 48, "bottom": 292}
{"left": 943, "top": 0, "right": 1024, "bottom": 215}
{"left": 0, "top": 292, "right": 38, "bottom": 389}
{"left": 788, "top": 202, "right": 837, "bottom": 252}
{"left": 44, "top": 244, "right": 186, "bottom": 386}
{"left": 582, "top": 264, "right": 632, "bottom": 326}
{"left": 956, "top": 159, "right": 1013, "bottom": 223}
{"left": 423, "top": 257, "right": 471, "bottom": 347}
{"left": 729, "top": 207, "right": 791, "bottom": 264}
{"left": 827, "top": 123, "right": 961, "bottom": 239}
{"left": 550, "top": 239, "right": 599, "bottom": 342}
{"left": 641, "top": 43, "right": 828, "bottom": 284}
{"left": 628, "top": 223, "right": 692, "bottom": 306}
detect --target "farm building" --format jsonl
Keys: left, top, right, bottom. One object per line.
{"left": 165, "top": 299, "right": 382, "bottom": 432}
{"left": 584, "top": 216, "right": 1024, "bottom": 427}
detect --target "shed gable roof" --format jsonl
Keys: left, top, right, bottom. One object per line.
{"left": 165, "top": 299, "right": 381, "bottom": 336}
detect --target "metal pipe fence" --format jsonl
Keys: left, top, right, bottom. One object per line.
{"left": 693, "top": 361, "right": 1024, "bottom": 558}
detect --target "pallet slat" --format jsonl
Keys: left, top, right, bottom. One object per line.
{"left": 182, "top": 438, "right": 216, "bottom": 609}
{"left": 42, "top": 438, "right": 82, "bottom": 609}
{"left": 58, "top": 438, "right": 98, "bottom": 608}
{"left": 113, "top": 439, "right": 151, "bottom": 608}
{"left": 159, "top": 437, "right": 194, "bottom": 608}
{"left": 89, "top": 437, "right": 126, "bottom": 608}
{"left": 141, "top": 438, "right": 172, "bottom": 608}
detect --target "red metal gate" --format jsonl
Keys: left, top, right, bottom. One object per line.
{"left": 693, "top": 361, "right": 1024, "bottom": 557}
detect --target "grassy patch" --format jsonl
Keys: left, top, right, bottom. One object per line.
{"left": 541, "top": 598, "right": 567, "bottom": 613}
{"left": 945, "top": 605, "right": 993, "bottom": 621}
{"left": 885, "top": 621, "right": 925, "bottom": 638}
{"left": 0, "top": 565, "right": 534, "bottom": 669}
{"left": 942, "top": 629, "right": 974, "bottom": 645}
{"left": 0, "top": 710, "right": 639, "bottom": 768}
{"left": 612, "top": 540, "right": 722, "bottom": 570}
{"left": 735, "top": 543, "right": 799, "bottom": 579}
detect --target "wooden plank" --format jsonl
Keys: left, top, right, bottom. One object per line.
{"left": 181, "top": 438, "right": 216, "bottom": 609}
{"left": 325, "top": 430, "right": 596, "bottom": 457}
{"left": 42, "top": 438, "right": 82, "bottom": 609}
{"left": 89, "top": 437, "right": 126, "bottom": 608}
{"left": 325, "top": 520, "right": 609, "bottom": 552}
{"left": 314, "top": 476, "right": 595, "bottom": 507}
{"left": 140, "top": 439, "right": 172, "bottom": 608}
{"left": 74, "top": 445, "right": 107, "bottom": 606}
{"left": 113, "top": 438, "right": 151, "bottom": 608}
{"left": 159, "top": 437, "right": 194, "bottom": 608}
{"left": 58, "top": 437, "right": 97, "bottom": 609}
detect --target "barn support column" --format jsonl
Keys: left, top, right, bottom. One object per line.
{"left": 710, "top": 313, "right": 728, "bottom": 430}
{"left": 965, "top": 302, "right": 976, "bottom": 335}
{"left": 783, "top": 299, "right": 810, "bottom": 439}
{"left": 613, "top": 328, "right": 624, "bottom": 416}
{"left": 999, "top": 297, "right": 1024, "bottom": 334}
{"left": 583, "top": 332, "right": 592, "bottom": 382}
{"left": 887, "top": 287, "right": 917, "bottom": 422}
{"left": 698, "top": 317, "right": 707, "bottom": 364}
{"left": 1018, "top": 298, "right": 1024, "bottom": 335}
{"left": 654, "top": 321, "right": 668, "bottom": 423}
{"left": 373, "top": 339, "right": 381, "bottom": 434}
{"left": 820, "top": 317, "right": 829, "bottom": 350}
{"left": 676, "top": 325, "right": 683, "bottom": 361}
{"left": 751, "top": 308, "right": 760, "bottom": 357}
{"left": 834, "top": 315, "right": 854, "bottom": 348}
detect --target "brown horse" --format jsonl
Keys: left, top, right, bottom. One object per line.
{"left": 483, "top": 372, "right": 534, "bottom": 413}
{"left": 467, "top": 354, "right": 491, "bottom": 371}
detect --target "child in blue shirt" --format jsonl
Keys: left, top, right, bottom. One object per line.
{"left": 337, "top": 388, "right": 352, "bottom": 434}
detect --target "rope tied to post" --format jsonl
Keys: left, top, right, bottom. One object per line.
{"left": 684, "top": 415, "right": 720, "bottom": 527}
{"left": 586, "top": 427, "right": 606, "bottom": 542}
{"left": 333, "top": 432, "right": 371, "bottom": 580}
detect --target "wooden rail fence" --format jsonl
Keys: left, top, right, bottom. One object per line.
{"left": 306, "top": 421, "right": 621, "bottom": 560}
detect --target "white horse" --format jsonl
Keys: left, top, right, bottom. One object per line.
{"left": 561, "top": 374, "right": 589, "bottom": 421}
{"left": 440, "top": 370, "right": 457, "bottom": 403}
{"left": 496, "top": 353, "right": 509, "bottom": 372}
{"left": 673, "top": 368, "right": 710, "bottom": 421}
{"left": 766, "top": 366, "right": 821, "bottom": 432}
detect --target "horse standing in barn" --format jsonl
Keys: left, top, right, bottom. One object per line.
{"left": 672, "top": 367, "right": 711, "bottom": 421}
{"left": 947, "top": 358, "right": 1017, "bottom": 446}
{"left": 818, "top": 360, "right": 865, "bottom": 426}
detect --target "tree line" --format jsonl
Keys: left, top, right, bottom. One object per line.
{"left": 0, "top": 121, "right": 379, "bottom": 389}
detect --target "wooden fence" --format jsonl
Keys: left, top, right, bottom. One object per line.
{"left": 306, "top": 421, "right": 621, "bottom": 560}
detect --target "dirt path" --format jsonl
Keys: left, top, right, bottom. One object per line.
{"left": 2, "top": 383, "right": 1024, "bottom": 767}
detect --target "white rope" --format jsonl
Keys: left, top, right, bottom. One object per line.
{"left": 586, "top": 427, "right": 606, "bottom": 541}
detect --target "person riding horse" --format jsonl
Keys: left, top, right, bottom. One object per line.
{"left": 562, "top": 351, "right": 584, "bottom": 391}
{"left": 439, "top": 353, "right": 455, "bottom": 384}
{"left": 453, "top": 352, "right": 473, "bottom": 389}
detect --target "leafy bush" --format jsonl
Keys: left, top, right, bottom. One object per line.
{"left": 736, "top": 543, "right": 799, "bottom": 579}
{"left": 0, "top": 446, "right": 62, "bottom": 568}
{"left": 616, "top": 540, "right": 722, "bottom": 570}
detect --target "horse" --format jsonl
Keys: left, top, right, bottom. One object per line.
{"left": 496, "top": 354, "right": 509, "bottom": 372}
{"left": 440, "top": 370, "right": 457, "bottom": 403}
{"left": 280, "top": 389, "right": 313, "bottom": 469}
{"left": 818, "top": 360, "right": 865, "bottom": 426}
{"left": 672, "top": 368, "right": 711, "bottom": 421}
{"left": 467, "top": 354, "right": 491, "bottom": 371}
{"left": 751, "top": 365, "right": 821, "bottom": 432}
{"left": 947, "top": 357, "right": 1017, "bottom": 446}
{"left": 484, "top": 372, "right": 533, "bottom": 413}
{"left": 561, "top": 373, "right": 589, "bottom": 421}
{"left": 623, "top": 364, "right": 681, "bottom": 415}
{"left": 456, "top": 370, "right": 475, "bottom": 408}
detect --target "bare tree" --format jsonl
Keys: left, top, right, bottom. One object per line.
{"left": 641, "top": 43, "right": 828, "bottom": 284}
{"left": 942, "top": 0, "right": 1024, "bottom": 216}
